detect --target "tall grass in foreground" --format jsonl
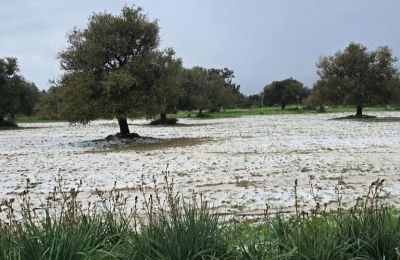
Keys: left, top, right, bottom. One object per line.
{"left": 1, "top": 174, "right": 400, "bottom": 259}
{"left": 233, "top": 207, "right": 400, "bottom": 260}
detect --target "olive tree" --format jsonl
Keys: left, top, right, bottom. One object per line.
{"left": 0, "top": 57, "right": 39, "bottom": 123}
{"left": 263, "top": 78, "right": 310, "bottom": 109}
{"left": 316, "top": 43, "right": 400, "bottom": 116}
{"left": 179, "top": 66, "right": 236, "bottom": 116}
{"left": 145, "top": 48, "right": 183, "bottom": 124}
{"left": 58, "top": 6, "right": 159, "bottom": 136}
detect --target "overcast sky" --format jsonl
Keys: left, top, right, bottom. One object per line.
{"left": 1, "top": 1, "right": 399, "bottom": 95}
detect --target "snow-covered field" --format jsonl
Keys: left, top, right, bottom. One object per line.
{"left": 1, "top": 112, "right": 400, "bottom": 215}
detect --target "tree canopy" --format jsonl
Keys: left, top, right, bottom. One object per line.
{"left": 311, "top": 42, "right": 400, "bottom": 116}
{"left": 0, "top": 57, "right": 39, "bottom": 123}
{"left": 263, "top": 78, "right": 310, "bottom": 109}
{"left": 179, "top": 67, "right": 237, "bottom": 116}
{"left": 57, "top": 6, "right": 160, "bottom": 136}
{"left": 144, "top": 48, "right": 183, "bottom": 123}
{"left": 41, "top": 5, "right": 243, "bottom": 133}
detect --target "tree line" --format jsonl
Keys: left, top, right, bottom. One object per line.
{"left": 1, "top": 6, "right": 400, "bottom": 132}
{"left": 0, "top": 58, "right": 40, "bottom": 125}
{"left": 246, "top": 43, "right": 400, "bottom": 115}
{"left": 38, "top": 6, "right": 244, "bottom": 136}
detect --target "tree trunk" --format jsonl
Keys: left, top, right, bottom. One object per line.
{"left": 117, "top": 117, "right": 130, "bottom": 136}
{"left": 281, "top": 100, "right": 286, "bottom": 110}
{"left": 160, "top": 113, "right": 167, "bottom": 123}
{"left": 356, "top": 104, "right": 363, "bottom": 117}
{"left": 0, "top": 116, "right": 3, "bottom": 122}
{"left": 198, "top": 109, "right": 203, "bottom": 117}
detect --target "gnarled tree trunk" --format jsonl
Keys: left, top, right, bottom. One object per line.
{"left": 117, "top": 117, "right": 130, "bottom": 136}
{"left": 356, "top": 104, "right": 363, "bottom": 117}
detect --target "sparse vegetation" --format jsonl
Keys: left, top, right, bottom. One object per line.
{"left": 1, "top": 174, "right": 399, "bottom": 259}
{"left": 0, "top": 57, "right": 40, "bottom": 127}
{"left": 86, "top": 137, "right": 210, "bottom": 153}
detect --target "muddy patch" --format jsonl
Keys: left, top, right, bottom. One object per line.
{"left": 333, "top": 115, "right": 400, "bottom": 122}
{"left": 83, "top": 137, "right": 211, "bottom": 153}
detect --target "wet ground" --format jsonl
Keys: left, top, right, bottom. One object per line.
{"left": 1, "top": 112, "right": 400, "bottom": 215}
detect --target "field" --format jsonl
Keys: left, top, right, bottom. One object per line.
{"left": 2, "top": 111, "right": 400, "bottom": 217}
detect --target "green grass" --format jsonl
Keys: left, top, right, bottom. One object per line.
{"left": 1, "top": 175, "right": 399, "bottom": 259}
{"left": 14, "top": 105, "right": 400, "bottom": 124}
{"left": 232, "top": 208, "right": 400, "bottom": 259}
{"left": 174, "top": 105, "right": 400, "bottom": 119}
{"left": 3, "top": 207, "right": 399, "bottom": 259}
{"left": 173, "top": 106, "right": 311, "bottom": 119}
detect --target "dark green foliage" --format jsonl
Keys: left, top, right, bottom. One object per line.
{"left": 241, "top": 94, "right": 263, "bottom": 109}
{"left": 208, "top": 68, "right": 241, "bottom": 111}
{"left": 0, "top": 57, "right": 40, "bottom": 123}
{"left": 263, "top": 78, "right": 310, "bottom": 109}
{"left": 179, "top": 66, "right": 238, "bottom": 114}
{"left": 43, "top": 6, "right": 245, "bottom": 132}
{"left": 37, "top": 86, "right": 64, "bottom": 120}
{"left": 144, "top": 48, "right": 184, "bottom": 120}
{"left": 57, "top": 6, "right": 160, "bottom": 135}
{"left": 208, "top": 67, "right": 243, "bottom": 109}
{"left": 310, "top": 42, "right": 400, "bottom": 116}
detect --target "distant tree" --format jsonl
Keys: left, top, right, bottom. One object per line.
{"left": 37, "top": 85, "right": 64, "bottom": 119}
{"left": 393, "top": 80, "right": 400, "bottom": 105}
{"left": 180, "top": 67, "right": 209, "bottom": 115}
{"left": 235, "top": 93, "right": 250, "bottom": 108}
{"left": 145, "top": 48, "right": 183, "bottom": 124}
{"left": 304, "top": 80, "right": 330, "bottom": 111}
{"left": 208, "top": 72, "right": 234, "bottom": 112}
{"left": 316, "top": 43, "right": 400, "bottom": 116}
{"left": 247, "top": 94, "right": 262, "bottom": 108}
{"left": 57, "top": 6, "right": 159, "bottom": 136}
{"left": 263, "top": 78, "right": 310, "bottom": 109}
{"left": 19, "top": 82, "right": 40, "bottom": 116}
{"left": 179, "top": 67, "right": 236, "bottom": 116}
{"left": 0, "top": 57, "right": 39, "bottom": 123}
{"left": 208, "top": 68, "right": 240, "bottom": 111}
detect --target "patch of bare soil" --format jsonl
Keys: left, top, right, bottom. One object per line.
{"left": 368, "top": 117, "right": 400, "bottom": 122}
{"left": 85, "top": 137, "right": 211, "bottom": 153}
{"left": 334, "top": 115, "right": 400, "bottom": 122}
{"left": 142, "top": 122, "right": 222, "bottom": 127}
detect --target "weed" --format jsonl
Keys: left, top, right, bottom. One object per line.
{"left": 0, "top": 173, "right": 399, "bottom": 259}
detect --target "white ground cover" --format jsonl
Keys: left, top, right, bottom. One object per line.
{"left": 1, "top": 112, "right": 400, "bottom": 216}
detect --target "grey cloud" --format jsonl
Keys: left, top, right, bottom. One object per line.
{"left": 1, "top": 0, "right": 399, "bottom": 94}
